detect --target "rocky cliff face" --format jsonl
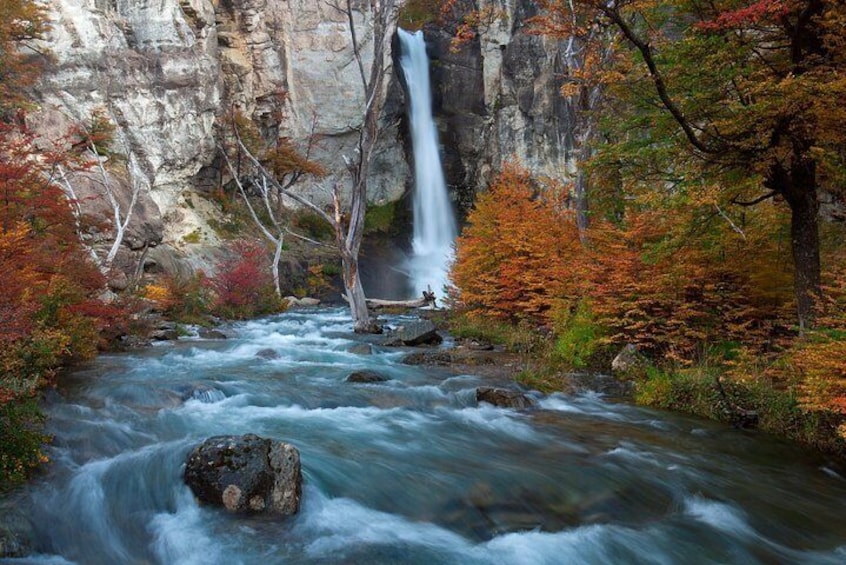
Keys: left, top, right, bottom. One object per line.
{"left": 33, "top": 0, "right": 575, "bottom": 278}
{"left": 35, "top": 0, "right": 408, "bottom": 273}
{"left": 423, "top": 0, "right": 576, "bottom": 214}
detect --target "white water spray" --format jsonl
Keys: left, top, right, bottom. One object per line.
{"left": 398, "top": 28, "right": 458, "bottom": 298}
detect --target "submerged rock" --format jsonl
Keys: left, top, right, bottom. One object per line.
{"left": 475, "top": 387, "right": 535, "bottom": 409}
{"left": 175, "top": 383, "right": 226, "bottom": 404}
{"left": 184, "top": 434, "right": 302, "bottom": 516}
{"left": 199, "top": 328, "right": 227, "bottom": 340}
{"left": 255, "top": 348, "right": 280, "bottom": 360}
{"left": 0, "top": 495, "right": 33, "bottom": 558}
{"left": 384, "top": 320, "right": 442, "bottom": 346}
{"left": 345, "top": 371, "right": 389, "bottom": 383}
{"left": 348, "top": 343, "right": 373, "bottom": 355}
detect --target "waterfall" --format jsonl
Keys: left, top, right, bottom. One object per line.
{"left": 398, "top": 28, "right": 458, "bottom": 299}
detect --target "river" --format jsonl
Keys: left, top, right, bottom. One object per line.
{"left": 5, "top": 308, "right": 846, "bottom": 564}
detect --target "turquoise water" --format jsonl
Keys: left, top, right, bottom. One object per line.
{"left": 8, "top": 309, "right": 846, "bottom": 564}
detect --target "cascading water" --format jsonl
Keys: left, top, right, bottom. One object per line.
{"left": 398, "top": 28, "right": 458, "bottom": 299}
{"left": 7, "top": 309, "right": 846, "bottom": 563}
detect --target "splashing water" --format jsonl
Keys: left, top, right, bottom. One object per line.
{"left": 399, "top": 28, "right": 458, "bottom": 299}
{"left": 6, "top": 308, "right": 846, "bottom": 564}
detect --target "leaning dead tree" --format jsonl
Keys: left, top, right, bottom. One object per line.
{"left": 221, "top": 0, "right": 402, "bottom": 332}
{"left": 219, "top": 111, "right": 327, "bottom": 299}
{"left": 53, "top": 119, "right": 148, "bottom": 275}
{"left": 327, "top": 0, "right": 403, "bottom": 332}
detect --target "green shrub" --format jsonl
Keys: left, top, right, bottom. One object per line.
{"left": 398, "top": 0, "right": 441, "bottom": 30}
{"left": 0, "top": 398, "right": 48, "bottom": 489}
{"left": 553, "top": 301, "right": 604, "bottom": 369}
{"left": 294, "top": 210, "right": 335, "bottom": 241}
{"left": 364, "top": 201, "right": 397, "bottom": 234}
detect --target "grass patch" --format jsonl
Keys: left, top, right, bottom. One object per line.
{"left": 445, "top": 311, "right": 548, "bottom": 354}
{"left": 553, "top": 301, "right": 605, "bottom": 370}
{"left": 294, "top": 210, "right": 335, "bottom": 241}
{"left": 364, "top": 201, "right": 398, "bottom": 234}
{"left": 182, "top": 229, "right": 202, "bottom": 244}
{"left": 634, "top": 366, "right": 846, "bottom": 458}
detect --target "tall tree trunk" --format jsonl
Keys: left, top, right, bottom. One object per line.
{"left": 787, "top": 182, "right": 821, "bottom": 334}
{"left": 772, "top": 158, "right": 822, "bottom": 333}
{"left": 340, "top": 248, "right": 378, "bottom": 333}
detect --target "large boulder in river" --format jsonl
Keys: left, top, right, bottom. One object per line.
{"left": 476, "top": 387, "right": 535, "bottom": 409}
{"left": 184, "top": 434, "right": 302, "bottom": 516}
{"left": 384, "top": 320, "right": 442, "bottom": 346}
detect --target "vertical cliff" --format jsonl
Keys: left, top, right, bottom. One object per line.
{"left": 422, "top": 0, "right": 576, "bottom": 214}
{"left": 34, "top": 0, "right": 409, "bottom": 273}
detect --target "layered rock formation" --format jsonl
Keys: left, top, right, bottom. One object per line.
{"left": 34, "top": 0, "right": 409, "bottom": 274}
{"left": 32, "top": 0, "right": 579, "bottom": 278}
{"left": 423, "top": 0, "right": 576, "bottom": 213}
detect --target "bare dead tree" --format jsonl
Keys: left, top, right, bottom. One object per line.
{"left": 221, "top": 1, "right": 402, "bottom": 332}
{"left": 52, "top": 133, "right": 148, "bottom": 275}
{"left": 218, "top": 115, "right": 329, "bottom": 298}
{"left": 325, "top": 0, "right": 403, "bottom": 333}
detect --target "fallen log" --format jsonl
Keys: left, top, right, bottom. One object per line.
{"left": 365, "top": 297, "right": 430, "bottom": 309}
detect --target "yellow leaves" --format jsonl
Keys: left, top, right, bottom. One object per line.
{"left": 140, "top": 284, "right": 175, "bottom": 309}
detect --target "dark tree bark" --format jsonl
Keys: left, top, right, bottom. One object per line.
{"left": 767, "top": 157, "right": 821, "bottom": 332}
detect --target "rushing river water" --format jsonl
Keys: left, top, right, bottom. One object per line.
{"left": 6, "top": 308, "right": 846, "bottom": 564}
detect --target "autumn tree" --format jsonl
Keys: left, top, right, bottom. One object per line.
{"left": 0, "top": 0, "right": 48, "bottom": 116}
{"left": 451, "top": 162, "right": 582, "bottom": 323}
{"left": 538, "top": 0, "right": 846, "bottom": 331}
{"left": 0, "top": 0, "right": 128, "bottom": 485}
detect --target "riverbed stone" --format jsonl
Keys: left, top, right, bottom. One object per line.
{"left": 384, "top": 320, "right": 442, "bottom": 346}
{"left": 348, "top": 343, "right": 373, "bottom": 355}
{"left": 255, "top": 348, "right": 280, "bottom": 360}
{"left": 402, "top": 351, "right": 453, "bottom": 366}
{"left": 476, "top": 387, "right": 535, "bottom": 409}
{"left": 199, "top": 328, "right": 227, "bottom": 339}
{"left": 184, "top": 434, "right": 302, "bottom": 516}
{"left": 345, "top": 370, "right": 389, "bottom": 383}
{"left": 611, "top": 344, "right": 648, "bottom": 374}
{"left": 0, "top": 495, "right": 33, "bottom": 559}
{"left": 284, "top": 296, "right": 321, "bottom": 307}
{"left": 174, "top": 383, "right": 226, "bottom": 404}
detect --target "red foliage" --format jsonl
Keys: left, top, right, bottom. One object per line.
{"left": 696, "top": 0, "right": 790, "bottom": 32}
{"left": 208, "top": 240, "right": 281, "bottom": 319}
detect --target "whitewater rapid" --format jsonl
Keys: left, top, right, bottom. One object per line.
{"left": 6, "top": 308, "right": 846, "bottom": 564}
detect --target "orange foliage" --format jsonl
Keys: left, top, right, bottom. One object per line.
{"left": 587, "top": 208, "right": 794, "bottom": 362}
{"left": 0, "top": 0, "right": 49, "bottom": 114}
{"left": 452, "top": 166, "right": 797, "bottom": 364}
{"left": 438, "top": 0, "right": 505, "bottom": 52}
{"left": 451, "top": 163, "right": 582, "bottom": 324}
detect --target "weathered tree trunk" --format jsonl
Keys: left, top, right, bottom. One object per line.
{"left": 366, "top": 297, "right": 431, "bottom": 309}
{"left": 272, "top": 236, "right": 284, "bottom": 299}
{"left": 340, "top": 248, "right": 379, "bottom": 333}
{"left": 769, "top": 157, "right": 821, "bottom": 333}
{"left": 787, "top": 184, "right": 821, "bottom": 334}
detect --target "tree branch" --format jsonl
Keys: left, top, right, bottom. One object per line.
{"left": 599, "top": 5, "right": 713, "bottom": 154}
{"left": 731, "top": 191, "right": 777, "bottom": 207}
